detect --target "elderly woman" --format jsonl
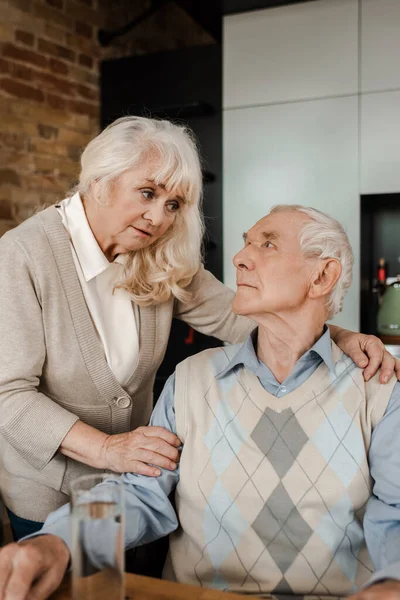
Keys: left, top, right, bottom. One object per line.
{"left": 0, "top": 117, "right": 397, "bottom": 541}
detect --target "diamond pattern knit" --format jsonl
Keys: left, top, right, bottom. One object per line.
{"left": 165, "top": 342, "right": 395, "bottom": 599}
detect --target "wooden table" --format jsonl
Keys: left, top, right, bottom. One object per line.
{"left": 50, "top": 572, "right": 265, "bottom": 600}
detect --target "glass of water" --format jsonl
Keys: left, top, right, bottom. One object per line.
{"left": 70, "top": 474, "right": 125, "bottom": 600}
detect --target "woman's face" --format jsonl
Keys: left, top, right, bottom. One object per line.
{"left": 84, "top": 159, "right": 185, "bottom": 260}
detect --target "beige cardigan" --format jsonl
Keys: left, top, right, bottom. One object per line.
{"left": 0, "top": 206, "right": 253, "bottom": 521}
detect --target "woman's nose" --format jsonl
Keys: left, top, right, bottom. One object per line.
{"left": 144, "top": 202, "right": 164, "bottom": 227}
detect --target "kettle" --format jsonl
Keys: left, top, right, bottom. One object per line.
{"left": 377, "top": 280, "right": 400, "bottom": 336}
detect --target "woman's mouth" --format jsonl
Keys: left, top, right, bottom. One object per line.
{"left": 131, "top": 226, "right": 151, "bottom": 238}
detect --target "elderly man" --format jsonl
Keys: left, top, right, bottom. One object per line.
{"left": 1, "top": 205, "right": 400, "bottom": 600}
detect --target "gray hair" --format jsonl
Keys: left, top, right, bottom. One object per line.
{"left": 270, "top": 205, "right": 354, "bottom": 319}
{"left": 78, "top": 116, "right": 202, "bottom": 207}
{"left": 75, "top": 116, "right": 205, "bottom": 306}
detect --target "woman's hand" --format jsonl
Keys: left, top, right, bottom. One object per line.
{"left": 0, "top": 535, "right": 69, "bottom": 600}
{"left": 60, "top": 421, "right": 181, "bottom": 476}
{"left": 330, "top": 326, "right": 400, "bottom": 383}
{"left": 100, "top": 426, "right": 181, "bottom": 476}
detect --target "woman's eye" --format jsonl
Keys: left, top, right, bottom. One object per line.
{"left": 167, "top": 201, "right": 180, "bottom": 212}
{"left": 141, "top": 189, "right": 154, "bottom": 200}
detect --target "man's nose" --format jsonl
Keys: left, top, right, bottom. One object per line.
{"left": 233, "top": 247, "right": 254, "bottom": 270}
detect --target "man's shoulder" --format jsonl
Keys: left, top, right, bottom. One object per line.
{"left": 333, "top": 341, "right": 397, "bottom": 395}
{"left": 331, "top": 340, "right": 357, "bottom": 370}
{"left": 364, "top": 371, "right": 397, "bottom": 399}
{"left": 333, "top": 342, "right": 397, "bottom": 424}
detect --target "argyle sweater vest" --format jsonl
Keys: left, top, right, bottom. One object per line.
{"left": 163, "top": 342, "right": 396, "bottom": 599}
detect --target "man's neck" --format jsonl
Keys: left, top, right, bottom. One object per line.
{"left": 256, "top": 313, "right": 326, "bottom": 384}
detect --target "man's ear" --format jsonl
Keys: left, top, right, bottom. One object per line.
{"left": 309, "top": 259, "right": 342, "bottom": 300}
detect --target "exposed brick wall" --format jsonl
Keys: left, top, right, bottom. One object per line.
{"left": 0, "top": 0, "right": 213, "bottom": 236}
{"left": 0, "top": 0, "right": 100, "bottom": 236}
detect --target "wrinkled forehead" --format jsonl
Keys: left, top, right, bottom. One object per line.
{"left": 247, "top": 211, "right": 308, "bottom": 250}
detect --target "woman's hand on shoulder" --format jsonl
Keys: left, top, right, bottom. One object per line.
{"left": 100, "top": 426, "right": 181, "bottom": 476}
{"left": 0, "top": 535, "right": 70, "bottom": 600}
{"left": 331, "top": 326, "right": 400, "bottom": 383}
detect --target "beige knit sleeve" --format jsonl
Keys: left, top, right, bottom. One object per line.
{"left": 0, "top": 236, "right": 79, "bottom": 471}
{"left": 174, "top": 265, "right": 255, "bottom": 344}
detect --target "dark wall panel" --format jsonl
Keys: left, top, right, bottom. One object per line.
{"left": 223, "top": 0, "right": 315, "bottom": 15}
{"left": 101, "top": 44, "right": 223, "bottom": 399}
{"left": 101, "top": 44, "right": 222, "bottom": 279}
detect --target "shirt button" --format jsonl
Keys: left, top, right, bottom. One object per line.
{"left": 280, "top": 386, "right": 287, "bottom": 393}
{"left": 115, "top": 396, "right": 131, "bottom": 409}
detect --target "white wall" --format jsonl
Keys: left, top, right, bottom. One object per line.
{"left": 361, "top": 91, "right": 400, "bottom": 194}
{"left": 223, "top": 0, "right": 400, "bottom": 331}
{"left": 224, "top": 0, "right": 358, "bottom": 109}
{"left": 224, "top": 97, "right": 359, "bottom": 330}
{"left": 361, "top": 0, "right": 400, "bottom": 93}
{"left": 360, "top": 0, "right": 400, "bottom": 194}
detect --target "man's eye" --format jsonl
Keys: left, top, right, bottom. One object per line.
{"left": 264, "top": 241, "right": 274, "bottom": 248}
{"left": 141, "top": 189, "right": 154, "bottom": 199}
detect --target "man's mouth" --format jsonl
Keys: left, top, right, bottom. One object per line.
{"left": 237, "top": 283, "right": 257, "bottom": 289}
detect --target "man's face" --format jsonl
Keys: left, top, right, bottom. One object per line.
{"left": 232, "top": 211, "right": 315, "bottom": 320}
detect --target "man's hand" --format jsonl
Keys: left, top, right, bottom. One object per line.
{"left": 330, "top": 326, "right": 400, "bottom": 383}
{"left": 0, "top": 535, "right": 70, "bottom": 600}
{"left": 347, "top": 580, "right": 400, "bottom": 599}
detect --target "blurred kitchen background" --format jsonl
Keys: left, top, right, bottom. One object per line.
{"left": 0, "top": 0, "right": 400, "bottom": 368}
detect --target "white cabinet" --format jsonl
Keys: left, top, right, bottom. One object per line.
{"left": 223, "top": 0, "right": 358, "bottom": 109}
{"left": 361, "top": 0, "right": 400, "bottom": 93}
{"left": 361, "top": 90, "right": 400, "bottom": 194}
{"left": 222, "top": 0, "right": 400, "bottom": 331}
{"left": 223, "top": 95, "right": 359, "bottom": 330}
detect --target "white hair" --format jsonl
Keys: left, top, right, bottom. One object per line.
{"left": 270, "top": 205, "right": 354, "bottom": 319}
{"left": 75, "top": 116, "right": 204, "bottom": 306}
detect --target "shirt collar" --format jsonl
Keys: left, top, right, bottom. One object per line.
{"left": 306, "top": 326, "right": 336, "bottom": 373}
{"left": 60, "top": 192, "right": 114, "bottom": 282}
{"left": 218, "top": 325, "right": 336, "bottom": 379}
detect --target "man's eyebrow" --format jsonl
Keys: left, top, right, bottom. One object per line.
{"left": 262, "top": 231, "right": 279, "bottom": 241}
{"left": 242, "top": 231, "right": 279, "bottom": 243}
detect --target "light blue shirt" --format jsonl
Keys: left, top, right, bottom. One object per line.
{"left": 39, "top": 328, "right": 400, "bottom": 588}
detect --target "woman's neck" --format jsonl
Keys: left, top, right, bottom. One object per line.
{"left": 81, "top": 193, "right": 114, "bottom": 261}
